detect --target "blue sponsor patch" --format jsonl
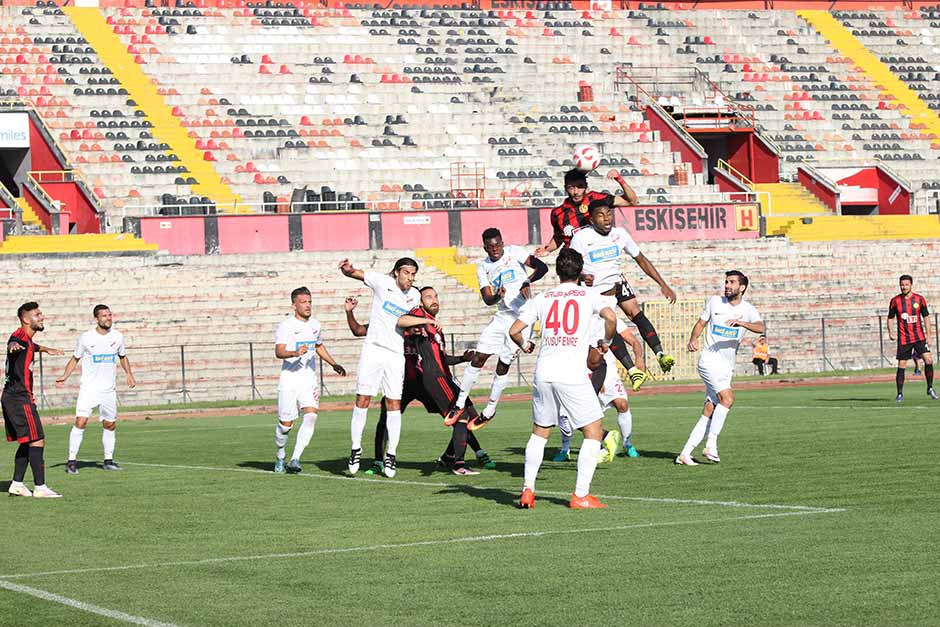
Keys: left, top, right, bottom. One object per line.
{"left": 711, "top": 324, "right": 740, "bottom": 339}
{"left": 492, "top": 268, "right": 517, "bottom": 289}
{"left": 295, "top": 340, "right": 318, "bottom": 350}
{"left": 382, "top": 301, "right": 409, "bottom": 317}
{"left": 92, "top": 354, "right": 117, "bottom": 364}
{"left": 588, "top": 245, "right": 620, "bottom": 263}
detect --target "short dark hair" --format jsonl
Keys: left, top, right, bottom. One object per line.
{"left": 93, "top": 304, "right": 110, "bottom": 317}
{"left": 564, "top": 168, "right": 587, "bottom": 188}
{"left": 899, "top": 274, "right": 913, "bottom": 284}
{"left": 419, "top": 285, "right": 436, "bottom": 294}
{"left": 291, "top": 286, "right": 311, "bottom": 302}
{"left": 556, "top": 247, "right": 584, "bottom": 282}
{"left": 725, "top": 270, "right": 749, "bottom": 290}
{"left": 481, "top": 227, "right": 501, "bottom": 242}
{"left": 393, "top": 257, "right": 419, "bottom": 273}
{"left": 588, "top": 202, "right": 610, "bottom": 216}
{"left": 17, "top": 301, "right": 38, "bottom": 322}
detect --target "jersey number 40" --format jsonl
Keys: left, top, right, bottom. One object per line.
{"left": 544, "top": 300, "right": 579, "bottom": 336}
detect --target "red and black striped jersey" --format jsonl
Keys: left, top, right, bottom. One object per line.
{"left": 550, "top": 191, "right": 615, "bottom": 248}
{"left": 3, "top": 328, "right": 35, "bottom": 400}
{"left": 888, "top": 293, "right": 930, "bottom": 345}
{"left": 403, "top": 306, "right": 448, "bottom": 379}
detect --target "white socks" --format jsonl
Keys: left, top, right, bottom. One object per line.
{"left": 523, "top": 433, "right": 547, "bottom": 490}
{"left": 68, "top": 426, "right": 85, "bottom": 461}
{"left": 617, "top": 410, "right": 633, "bottom": 446}
{"left": 275, "top": 423, "right": 291, "bottom": 460}
{"left": 102, "top": 429, "right": 116, "bottom": 459}
{"left": 456, "top": 365, "right": 481, "bottom": 407}
{"left": 681, "top": 415, "right": 710, "bottom": 458}
{"left": 705, "top": 404, "right": 730, "bottom": 450}
{"left": 350, "top": 406, "right": 368, "bottom": 450}
{"left": 385, "top": 410, "right": 402, "bottom": 456}
{"left": 483, "top": 373, "right": 510, "bottom": 418}
{"left": 291, "top": 413, "right": 317, "bottom": 461}
{"left": 575, "top": 439, "right": 602, "bottom": 498}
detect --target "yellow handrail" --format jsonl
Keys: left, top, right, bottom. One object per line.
{"left": 716, "top": 159, "right": 754, "bottom": 189}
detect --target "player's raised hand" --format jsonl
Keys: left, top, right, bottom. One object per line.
{"left": 344, "top": 297, "right": 358, "bottom": 312}
{"left": 332, "top": 363, "right": 347, "bottom": 376}
{"left": 534, "top": 244, "right": 551, "bottom": 257}
{"left": 687, "top": 339, "right": 699, "bottom": 352}
{"left": 661, "top": 284, "right": 677, "bottom": 304}
{"left": 338, "top": 259, "right": 354, "bottom": 275}
{"left": 605, "top": 169, "right": 622, "bottom": 180}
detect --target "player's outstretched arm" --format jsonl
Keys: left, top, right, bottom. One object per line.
{"left": 338, "top": 258, "right": 365, "bottom": 282}
{"left": 687, "top": 319, "right": 707, "bottom": 352}
{"left": 55, "top": 356, "right": 80, "bottom": 387}
{"left": 509, "top": 320, "right": 534, "bottom": 352}
{"left": 344, "top": 297, "right": 368, "bottom": 337}
{"left": 524, "top": 255, "right": 549, "bottom": 284}
{"left": 315, "top": 344, "right": 346, "bottom": 376}
{"left": 534, "top": 237, "right": 560, "bottom": 258}
{"left": 119, "top": 355, "right": 137, "bottom": 389}
{"left": 728, "top": 319, "right": 765, "bottom": 335}
{"left": 634, "top": 253, "right": 676, "bottom": 303}
{"left": 398, "top": 314, "right": 442, "bottom": 334}
{"left": 36, "top": 344, "right": 64, "bottom": 355}
{"left": 607, "top": 169, "right": 639, "bottom": 205}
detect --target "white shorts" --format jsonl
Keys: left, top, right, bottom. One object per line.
{"left": 475, "top": 312, "right": 531, "bottom": 364}
{"left": 598, "top": 357, "right": 628, "bottom": 410}
{"left": 76, "top": 388, "right": 118, "bottom": 422}
{"left": 698, "top": 362, "right": 733, "bottom": 405}
{"left": 532, "top": 380, "right": 603, "bottom": 430}
{"left": 277, "top": 377, "right": 320, "bottom": 422}
{"left": 355, "top": 344, "right": 405, "bottom": 399}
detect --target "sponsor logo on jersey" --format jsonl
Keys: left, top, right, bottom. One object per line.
{"left": 92, "top": 354, "right": 117, "bottom": 363}
{"left": 710, "top": 324, "right": 740, "bottom": 339}
{"left": 492, "top": 268, "right": 517, "bottom": 289}
{"left": 588, "top": 245, "right": 620, "bottom": 263}
{"left": 382, "top": 301, "right": 409, "bottom": 317}
{"left": 901, "top": 312, "right": 919, "bottom": 324}
{"left": 295, "top": 340, "right": 318, "bottom": 350}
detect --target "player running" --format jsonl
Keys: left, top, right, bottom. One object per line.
{"left": 56, "top": 305, "right": 136, "bottom": 474}
{"left": 676, "top": 271, "right": 764, "bottom": 466}
{"left": 339, "top": 257, "right": 421, "bottom": 477}
{"left": 569, "top": 201, "right": 677, "bottom": 374}
{"left": 510, "top": 247, "right": 618, "bottom": 509}
{"left": 450, "top": 228, "right": 548, "bottom": 431}
{"left": 3, "top": 302, "right": 64, "bottom": 498}
{"left": 534, "top": 168, "right": 652, "bottom": 388}
{"left": 888, "top": 275, "right": 936, "bottom": 401}
{"left": 273, "top": 287, "right": 346, "bottom": 474}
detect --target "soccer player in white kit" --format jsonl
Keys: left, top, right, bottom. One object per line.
{"left": 450, "top": 228, "right": 547, "bottom": 430}
{"left": 677, "top": 271, "right": 764, "bottom": 465}
{"left": 56, "top": 305, "right": 136, "bottom": 474}
{"left": 273, "top": 287, "right": 346, "bottom": 474}
{"left": 339, "top": 257, "right": 420, "bottom": 477}
{"left": 509, "top": 247, "right": 618, "bottom": 509}
{"left": 569, "top": 203, "right": 677, "bottom": 376}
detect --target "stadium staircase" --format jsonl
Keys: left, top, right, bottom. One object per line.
{"left": 798, "top": 10, "right": 940, "bottom": 137}
{"left": 415, "top": 247, "right": 478, "bottom": 291}
{"left": 15, "top": 197, "right": 44, "bottom": 228}
{"left": 64, "top": 6, "right": 241, "bottom": 209}
{"left": 765, "top": 214, "right": 940, "bottom": 241}
{"left": 755, "top": 182, "right": 832, "bottom": 218}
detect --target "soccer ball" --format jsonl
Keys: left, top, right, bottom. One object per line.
{"left": 572, "top": 145, "right": 601, "bottom": 172}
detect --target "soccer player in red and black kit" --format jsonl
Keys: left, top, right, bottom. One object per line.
{"left": 3, "top": 302, "right": 64, "bottom": 498}
{"left": 887, "top": 275, "right": 937, "bottom": 401}
{"left": 534, "top": 167, "right": 674, "bottom": 383}
{"left": 345, "top": 291, "right": 495, "bottom": 476}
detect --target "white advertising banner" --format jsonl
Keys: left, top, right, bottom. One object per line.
{"left": 0, "top": 113, "right": 29, "bottom": 148}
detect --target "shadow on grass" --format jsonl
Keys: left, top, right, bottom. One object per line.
{"left": 815, "top": 398, "right": 893, "bottom": 403}
{"left": 434, "top": 483, "right": 570, "bottom": 508}
{"left": 47, "top": 460, "right": 101, "bottom": 470}
{"left": 0, "top": 480, "right": 10, "bottom": 492}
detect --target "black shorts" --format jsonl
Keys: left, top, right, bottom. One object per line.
{"left": 400, "top": 368, "right": 478, "bottom": 420}
{"left": 898, "top": 340, "right": 930, "bottom": 361}
{"left": 602, "top": 275, "right": 636, "bottom": 304}
{"left": 2, "top": 393, "right": 43, "bottom": 444}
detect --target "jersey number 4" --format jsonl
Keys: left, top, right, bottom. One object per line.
{"left": 544, "top": 300, "right": 579, "bottom": 335}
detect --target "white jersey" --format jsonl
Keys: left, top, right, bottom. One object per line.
{"left": 517, "top": 284, "right": 608, "bottom": 384}
{"left": 476, "top": 245, "right": 531, "bottom": 315}
{"left": 569, "top": 226, "right": 641, "bottom": 292}
{"left": 275, "top": 315, "right": 322, "bottom": 381}
{"left": 363, "top": 271, "right": 421, "bottom": 352}
{"left": 698, "top": 295, "right": 762, "bottom": 370}
{"left": 73, "top": 329, "right": 126, "bottom": 393}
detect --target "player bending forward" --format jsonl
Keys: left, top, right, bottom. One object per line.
{"left": 273, "top": 287, "right": 346, "bottom": 474}
{"left": 676, "top": 271, "right": 763, "bottom": 466}
{"left": 57, "top": 305, "right": 136, "bottom": 474}
{"left": 510, "top": 247, "right": 618, "bottom": 509}
{"left": 450, "top": 228, "right": 547, "bottom": 430}
{"left": 340, "top": 257, "right": 421, "bottom": 477}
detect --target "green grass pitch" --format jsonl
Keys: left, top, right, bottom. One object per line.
{"left": 0, "top": 381, "right": 937, "bottom": 626}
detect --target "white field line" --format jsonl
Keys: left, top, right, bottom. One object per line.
{"left": 0, "top": 579, "right": 183, "bottom": 627}
{"left": 119, "top": 461, "right": 843, "bottom": 512}
{"left": 0, "top": 507, "right": 843, "bottom": 582}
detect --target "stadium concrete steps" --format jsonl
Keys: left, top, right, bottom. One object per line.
{"left": 0, "top": 234, "right": 159, "bottom": 255}
{"left": 798, "top": 10, "right": 940, "bottom": 137}
{"left": 15, "top": 197, "right": 44, "bottom": 228}
{"left": 754, "top": 183, "right": 832, "bottom": 217}
{"left": 415, "top": 247, "right": 479, "bottom": 291}
{"left": 765, "top": 215, "right": 940, "bottom": 241}
{"left": 64, "top": 7, "right": 242, "bottom": 210}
